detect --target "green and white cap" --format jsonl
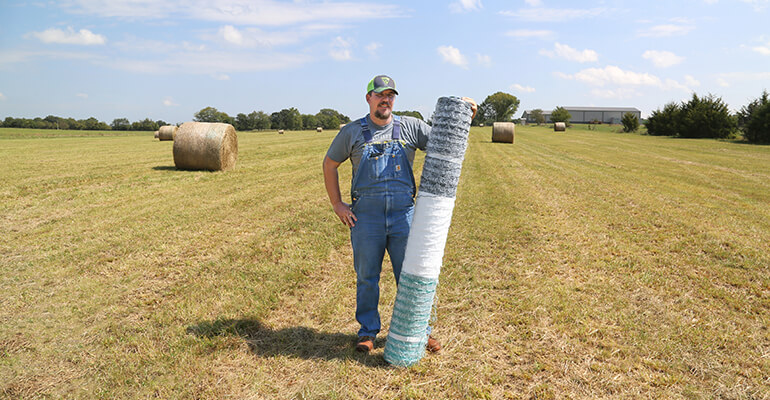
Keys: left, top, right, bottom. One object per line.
{"left": 367, "top": 75, "right": 398, "bottom": 94}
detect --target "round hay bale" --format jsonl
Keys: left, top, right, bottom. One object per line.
{"left": 316, "top": 127, "right": 323, "bottom": 133}
{"left": 157, "top": 125, "right": 177, "bottom": 141}
{"left": 173, "top": 122, "right": 238, "bottom": 171}
{"left": 278, "top": 129, "right": 284, "bottom": 134}
{"left": 154, "top": 131, "right": 159, "bottom": 139}
{"left": 492, "top": 122, "right": 515, "bottom": 143}
{"left": 554, "top": 122, "right": 566, "bottom": 132}
{"left": 339, "top": 123, "right": 346, "bottom": 129}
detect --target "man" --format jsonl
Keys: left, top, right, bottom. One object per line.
{"left": 323, "top": 74, "right": 476, "bottom": 353}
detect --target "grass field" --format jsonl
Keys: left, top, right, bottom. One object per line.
{"left": 1, "top": 125, "right": 768, "bottom": 399}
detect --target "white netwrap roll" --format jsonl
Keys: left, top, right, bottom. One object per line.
{"left": 401, "top": 194, "right": 456, "bottom": 279}
{"left": 384, "top": 96, "right": 473, "bottom": 367}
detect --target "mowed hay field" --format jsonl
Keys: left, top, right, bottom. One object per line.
{"left": 1, "top": 125, "right": 768, "bottom": 399}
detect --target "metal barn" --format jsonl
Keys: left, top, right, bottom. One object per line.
{"left": 521, "top": 107, "right": 641, "bottom": 124}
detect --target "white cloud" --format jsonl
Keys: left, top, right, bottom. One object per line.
{"left": 0, "top": 50, "right": 103, "bottom": 67}
{"left": 213, "top": 25, "right": 316, "bottom": 48}
{"left": 76, "top": 93, "right": 88, "bottom": 98}
{"left": 505, "top": 29, "right": 555, "bottom": 40}
{"left": 715, "top": 71, "right": 770, "bottom": 87}
{"left": 437, "top": 45, "right": 468, "bottom": 69}
{"left": 476, "top": 54, "right": 492, "bottom": 67}
{"left": 684, "top": 75, "right": 701, "bottom": 87}
{"left": 642, "top": 50, "right": 684, "bottom": 67}
{"left": 739, "top": 0, "right": 769, "bottom": 10}
{"left": 365, "top": 42, "right": 382, "bottom": 57}
{"left": 163, "top": 97, "right": 179, "bottom": 106}
{"left": 330, "top": 36, "right": 353, "bottom": 61}
{"left": 590, "top": 88, "right": 640, "bottom": 99}
{"left": 450, "top": 0, "right": 482, "bottom": 13}
{"left": 511, "top": 84, "right": 535, "bottom": 93}
{"left": 500, "top": 7, "right": 607, "bottom": 22}
{"left": 525, "top": 0, "right": 542, "bottom": 6}
{"left": 752, "top": 39, "right": 770, "bottom": 55}
{"left": 220, "top": 25, "right": 244, "bottom": 46}
{"left": 539, "top": 42, "right": 598, "bottom": 63}
{"left": 210, "top": 73, "right": 230, "bottom": 80}
{"left": 62, "top": 0, "right": 404, "bottom": 26}
{"left": 557, "top": 65, "right": 691, "bottom": 92}
{"left": 28, "top": 27, "right": 106, "bottom": 45}
{"left": 637, "top": 24, "right": 694, "bottom": 37}
{"left": 105, "top": 51, "right": 311, "bottom": 75}
{"left": 183, "top": 42, "right": 207, "bottom": 52}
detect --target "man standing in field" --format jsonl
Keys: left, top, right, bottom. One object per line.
{"left": 322, "top": 75, "right": 476, "bottom": 353}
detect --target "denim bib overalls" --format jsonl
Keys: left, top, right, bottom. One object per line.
{"left": 350, "top": 115, "right": 418, "bottom": 337}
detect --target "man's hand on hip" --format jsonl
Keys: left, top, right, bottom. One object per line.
{"left": 333, "top": 201, "right": 357, "bottom": 227}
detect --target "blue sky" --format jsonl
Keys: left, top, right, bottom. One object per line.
{"left": 1, "top": 0, "right": 769, "bottom": 124}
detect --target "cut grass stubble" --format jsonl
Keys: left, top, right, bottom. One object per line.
{"left": 1, "top": 126, "right": 768, "bottom": 399}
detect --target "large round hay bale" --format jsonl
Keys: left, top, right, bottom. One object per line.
{"left": 554, "top": 122, "right": 566, "bottom": 132}
{"left": 492, "top": 122, "right": 515, "bottom": 143}
{"left": 278, "top": 129, "right": 284, "bottom": 134}
{"left": 157, "top": 125, "right": 177, "bottom": 141}
{"left": 173, "top": 122, "right": 237, "bottom": 171}
{"left": 316, "top": 127, "right": 323, "bottom": 133}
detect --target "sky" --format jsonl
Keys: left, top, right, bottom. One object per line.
{"left": 1, "top": 0, "right": 769, "bottom": 124}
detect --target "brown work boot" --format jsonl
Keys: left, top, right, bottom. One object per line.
{"left": 426, "top": 335, "right": 441, "bottom": 353}
{"left": 356, "top": 336, "right": 375, "bottom": 353}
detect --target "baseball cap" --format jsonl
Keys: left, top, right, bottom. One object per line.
{"left": 367, "top": 75, "right": 398, "bottom": 95}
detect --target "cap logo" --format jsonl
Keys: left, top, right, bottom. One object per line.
{"left": 381, "top": 77, "right": 390, "bottom": 85}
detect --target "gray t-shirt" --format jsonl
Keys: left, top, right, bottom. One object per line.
{"left": 326, "top": 114, "right": 431, "bottom": 178}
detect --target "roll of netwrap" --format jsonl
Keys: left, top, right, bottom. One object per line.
{"left": 384, "top": 97, "right": 472, "bottom": 367}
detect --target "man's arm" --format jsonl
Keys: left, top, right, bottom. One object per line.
{"left": 323, "top": 155, "right": 357, "bottom": 227}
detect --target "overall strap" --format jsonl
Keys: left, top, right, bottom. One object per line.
{"left": 360, "top": 115, "right": 401, "bottom": 143}
{"left": 359, "top": 117, "right": 372, "bottom": 143}
{"left": 392, "top": 115, "right": 401, "bottom": 140}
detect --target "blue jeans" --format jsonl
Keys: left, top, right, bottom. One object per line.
{"left": 350, "top": 192, "right": 414, "bottom": 337}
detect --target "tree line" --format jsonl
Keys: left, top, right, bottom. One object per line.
{"left": 193, "top": 106, "right": 354, "bottom": 131}
{"left": 0, "top": 90, "right": 526, "bottom": 132}
{"left": 646, "top": 91, "right": 769, "bottom": 143}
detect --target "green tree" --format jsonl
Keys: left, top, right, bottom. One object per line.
{"left": 394, "top": 110, "right": 424, "bottom": 120}
{"left": 479, "top": 92, "right": 520, "bottom": 122}
{"left": 252, "top": 111, "right": 271, "bottom": 130}
{"left": 82, "top": 117, "right": 107, "bottom": 130}
{"left": 131, "top": 118, "right": 158, "bottom": 131}
{"left": 271, "top": 108, "right": 302, "bottom": 130}
{"left": 316, "top": 108, "right": 350, "bottom": 129}
{"left": 111, "top": 118, "right": 131, "bottom": 130}
{"left": 645, "top": 102, "right": 681, "bottom": 136}
{"left": 235, "top": 113, "right": 253, "bottom": 131}
{"left": 531, "top": 109, "right": 545, "bottom": 125}
{"left": 678, "top": 93, "right": 736, "bottom": 139}
{"left": 550, "top": 106, "right": 571, "bottom": 124}
{"left": 194, "top": 107, "right": 233, "bottom": 124}
{"left": 621, "top": 112, "right": 639, "bottom": 132}
{"left": 302, "top": 114, "right": 319, "bottom": 130}
{"left": 739, "top": 90, "right": 770, "bottom": 143}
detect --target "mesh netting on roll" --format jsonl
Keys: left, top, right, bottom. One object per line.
{"left": 384, "top": 96, "right": 472, "bottom": 367}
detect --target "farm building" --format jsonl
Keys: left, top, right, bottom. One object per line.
{"left": 521, "top": 107, "right": 641, "bottom": 124}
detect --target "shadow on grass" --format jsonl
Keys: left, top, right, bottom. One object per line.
{"left": 186, "top": 318, "right": 390, "bottom": 368}
{"left": 152, "top": 166, "right": 178, "bottom": 171}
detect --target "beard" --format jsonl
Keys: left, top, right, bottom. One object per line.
{"left": 374, "top": 102, "right": 391, "bottom": 120}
